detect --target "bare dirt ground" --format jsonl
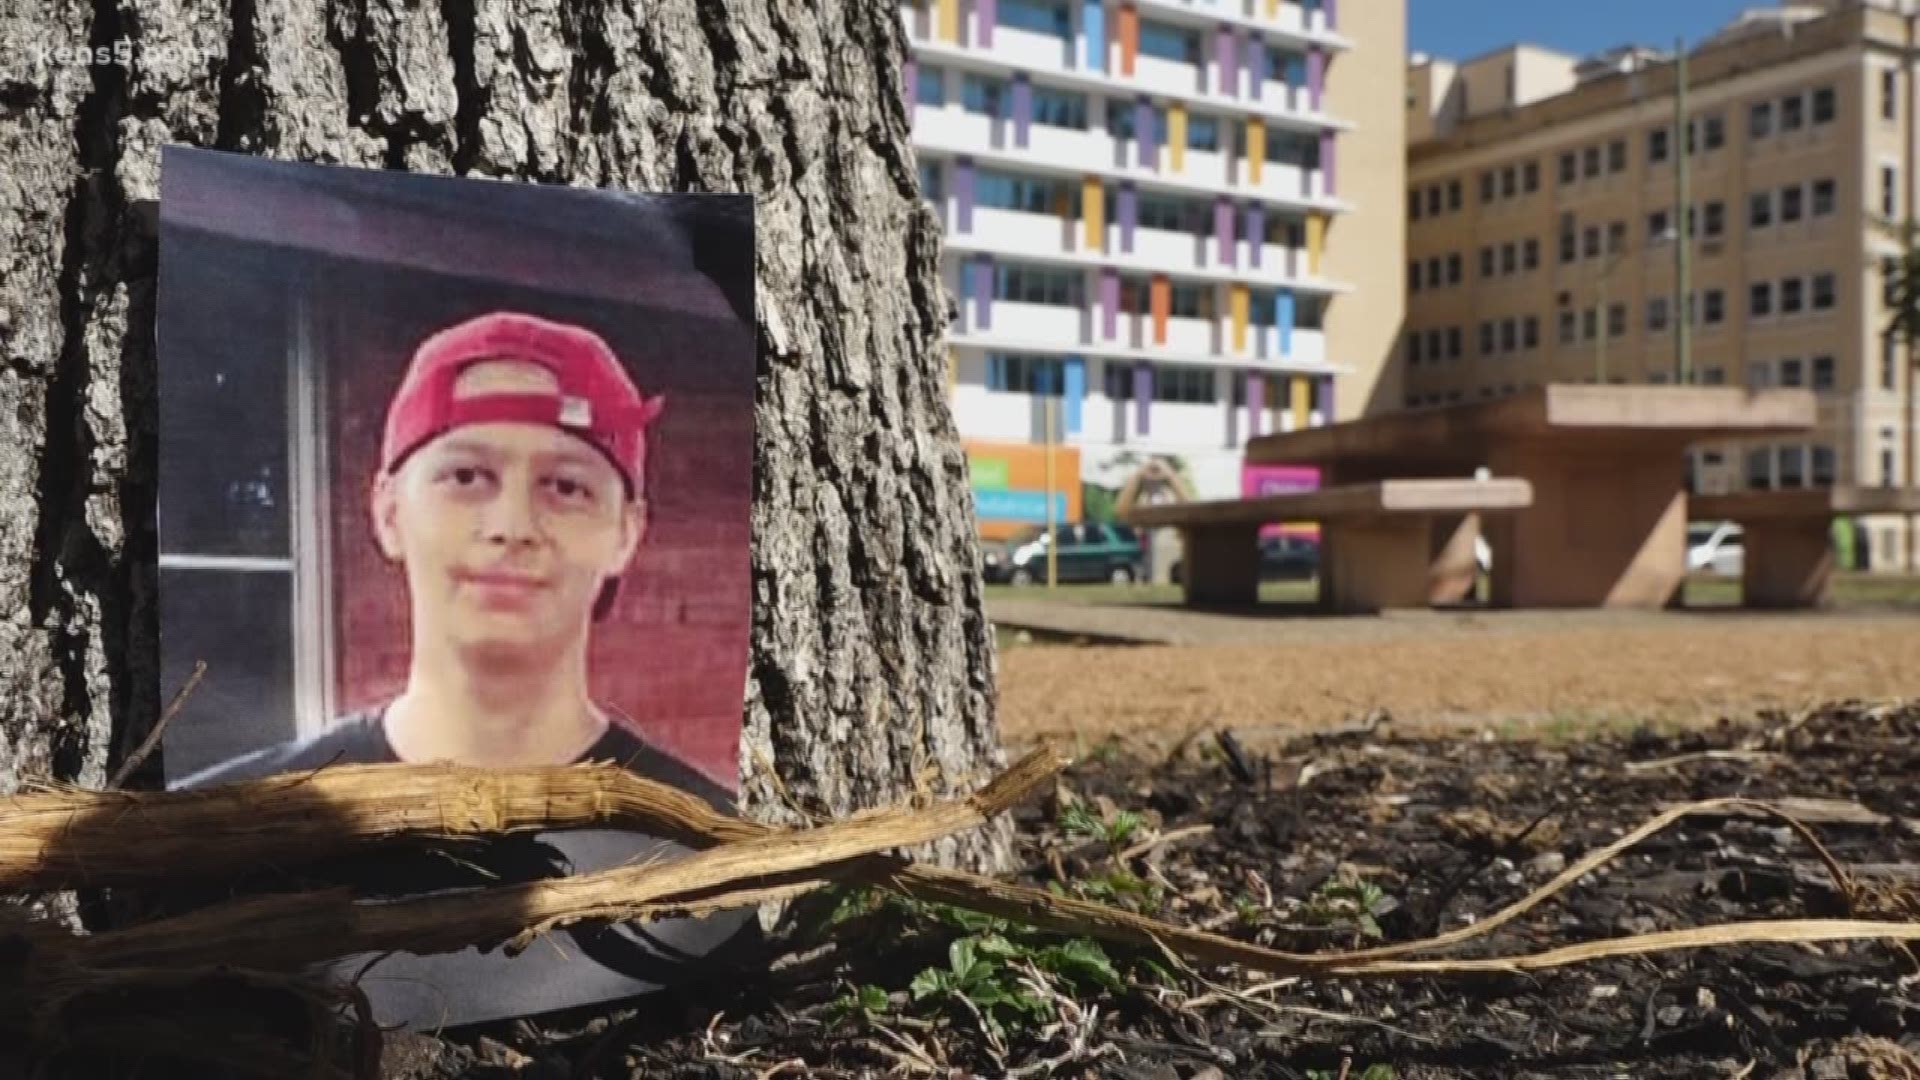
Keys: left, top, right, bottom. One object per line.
{"left": 995, "top": 609, "right": 1920, "bottom": 747}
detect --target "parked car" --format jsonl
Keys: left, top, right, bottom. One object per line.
{"left": 1687, "top": 521, "right": 1745, "bottom": 576}
{"left": 983, "top": 522, "right": 1145, "bottom": 585}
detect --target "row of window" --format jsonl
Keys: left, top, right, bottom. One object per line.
{"left": 986, "top": 263, "right": 1326, "bottom": 326}
{"left": 918, "top": 67, "right": 1325, "bottom": 164}
{"left": 985, "top": 354, "right": 1286, "bottom": 407}
{"left": 1745, "top": 443, "right": 1838, "bottom": 490}
{"left": 1411, "top": 86, "right": 1840, "bottom": 222}
{"left": 962, "top": 165, "right": 1314, "bottom": 246}
{"left": 1749, "top": 178, "right": 1840, "bottom": 228}
{"left": 1748, "top": 273, "right": 1840, "bottom": 319}
{"left": 1747, "top": 355, "right": 1839, "bottom": 391}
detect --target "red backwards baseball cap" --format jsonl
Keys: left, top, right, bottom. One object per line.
{"left": 380, "top": 311, "right": 665, "bottom": 498}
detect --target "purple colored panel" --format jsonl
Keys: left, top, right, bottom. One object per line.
{"left": 1214, "top": 198, "right": 1233, "bottom": 266}
{"left": 903, "top": 58, "right": 916, "bottom": 112}
{"left": 1320, "top": 131, "right": 1337, "bottom": 196}
{"left": 1011, "top": 75, "right": 1032, "bottom": 147}
{"left": 954, "top": 158, "right": 975, "bottom": 232}
{"left": 1134, "top": 363, "right": 1152, "bottom": 434}
{"left": 1215, "top": 26, "right": 1237, "bottom": 98}
{"left": 1118, "top": 183, "right": 1138, "bottom": 252}
{"left": 1136, "top": 98, "right": 1157, "bottom": 169}
{"left": 977, "top": 0, "right": 996, "bottom": 46}
{"left": 1323, "top": 0, "right": 1338, "bottom": 30}
{"left": 1245, "top": 204, "right": 1265, "bottom": 268}
{"left": 1317, "top": 375, "right": 1334, "bottom": 423}
{"left": 1249, "top": 34, "right": 1266, "bottom": 100}
{"left": 972, "top": 256, "right": 993, "bottom": 329}
{"left": 1247, "top": 374, "right": 1265, "bottom": 436}
{"left": 1101, "top": 269, "right": 1120, "bottom": 339}
{"left": 1307, "top": 48, "right": 1324, "bottom": 109}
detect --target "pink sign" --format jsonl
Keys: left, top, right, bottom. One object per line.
{"left": 1241, "top": 464, "right": 1321, "bottom": 540}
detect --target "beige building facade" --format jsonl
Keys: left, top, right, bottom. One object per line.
{"left": 1405, "top": 2, "right": 1919, "bottom": 569}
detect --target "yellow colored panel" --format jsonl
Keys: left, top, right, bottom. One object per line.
{"left": 1305, "top": 213, "right": 1325, "bottom": 274}
{"left": 1082, "top": 177, "right": 1105, "bottom": 250}
{"left": 1265, "top": 0, "right": 1279, "bottom": 14}
{"left": 1230, "top": 285, "right": 1249, "bottom": 351}
{"left": 1290, "top": 376, "right": 1310, "bottom": 430}
{"left": 937, "top": 0, "right": 958, "bottom": 42}
{"left": 1246, "top": 120, "right": 1265, "bottom": 185}
{"left": 1167, "top": 104, "right": 1187, "bottom": 173}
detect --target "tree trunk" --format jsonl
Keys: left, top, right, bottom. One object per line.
{"left": 0, "top": 0, "right": 1009, "bottom": 869}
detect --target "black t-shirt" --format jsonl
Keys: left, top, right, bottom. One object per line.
{"left": 173, "top": 706, "right": 750, "bottom": 1030}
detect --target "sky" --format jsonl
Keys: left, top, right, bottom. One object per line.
{"left": 1408, "top": 0, "right": 1761, "bottom": 63}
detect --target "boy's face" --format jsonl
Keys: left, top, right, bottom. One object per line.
{"left": 372, "top": 360, "right": 642, "bottom": 655}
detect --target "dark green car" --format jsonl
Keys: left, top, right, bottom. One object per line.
{"left": 983, "top": 523, "right": 1145, "bottom": 585}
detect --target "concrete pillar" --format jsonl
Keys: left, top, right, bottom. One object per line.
{"left": 1485, "top": 439, "right": 1690, "bottom": 608}
{"left": 1742, "top": 518, "right": 1835, "bottom": 608}
{"left": 1321, "top": 517, "right": 1433, "bottom": 613}
{"left": 1180, "top": 524, "right": 1261, "bottom": 605}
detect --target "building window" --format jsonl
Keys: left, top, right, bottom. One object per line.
{"left": 1884, "top": 68, "right": 1899, "bottom": 122}
{"left": 1408, "top": 261, "right": 1421, "bottom": 292}
{"left": 1750, "top": 281, "right": 1773, "bottom": 319}
{"left": 1702, "top": 201, "right": 1725, "bottom": 239}
{"left": 1812, "top": 85, "right": 1836, "bottom": 124}
{"left": 977, "top": 170, "right": 1080, "bottom": 214}
{"left": 1884, "top": 163, "right": 1900, "bottom": 218}
{"left": 1812, "top": 445, "right": 1835, "bottom": 486}
{"left": 1500, "top": 242, "right": 1517, "bottom": 275}
{"left": 1749, "top": 191, "right": 1773, "bottom": 229}
{"left": 1582, "top": 224, "right": 1600, "bottom": 258}
{"left": 1607, "top": 303, "right": 1626, "bottom": 338}
{"left": 1882, "top": 449, "right": 1897, "bottom": 489}
{"left": 1812, "top": 272, "right": 1836, "bottom": 311}
{"left": 916, "top": 67, "right": 946, "bottom": 107}
{"left": 1426, "top": 328, "right": 1444, "bottom": 359}
{"left": 1000, "top": 0, "right": 1072, "bottom": 38}
{"left": 1523, "top": 238, "right": 1540, "bottom": 270}
{"left": 1406, "top": 333, "right": 1423, "bottom": 365}
{"left": 1168, "top": 282, "right": 1212, "bottom": 318}
{"left": 1648, "top": 127, "right": 1669, "bottom": 164}
{"left": 1479, "top": 322, "right": 1495, "bottom": 355}
{"left": 1137, "top": 20, "right": 1199, "bottom": 63}
{"left": 918, "top": 162, "right": 942, "bottom": 201}
{"left": 1811, "top": 178, "right": 1836, "bottom": 216}
{"left": 1031, "top": 86, "right": 1088, "bottom": 129}
{"left": 1558, "top": 151, "right": 1577, "bottom": 185}
{"left": 1582, "top": 145, "right": 1601, "bottom": 179}
{"left": 1152, "top": 365, "right": 1215, "bottom": 403}
{"left": 1448, "top": 327, "right": 1463, "bottom": 358}
{"left": 961, "top": 74, "right": 1006, "bottom": 117}
{"left": 1779, "top": 445, "right": 1806, "bottom": 488}
{"left": 1447, "top": 252, "right": 1463, "bottom": 285}
{"left": 1606, "top": 138, "right": 1627, "bottom": 173}
{"left": 1780, "top": 183, "right": 1804, "bottom": 223}
{"left": 1703, "top": 289, "right": 1725, "bottom": 325}
{"left": 1648, "top": 296, "right": 1670, "bottom": 332}
{"left": 1480, "top": 170, "right": 1496, "bottom": 203}
{"left": 1500, "top": 318, "right": 1517, "bottom": 353}
{"left": 994, "top": 265, "right": 1085, "bottom": 306}
{"left": 1781, "top": 277, "right": 1804, "bottom": 314}
{"left": 1748, "top": 360, "right": 1774, "bottom": 389}
{"left": 1557, "top": 310, "right": 1576, "bottom": 344}
{"left": 1500, "top": 165, "right": 1517, "bottom": 198}
{"left": 1448, "top": 179, "right": 1463, "bottom": 210}
{"left": 1523, "top": 316, "right": 1539, "bottom": 349}
{"left": 1779, "top": 357, "right": 1804, "bottom": 387}
{"left": 1480, "top": 246, "right": 1495, "bottom": 278}
{"left": 1136, "top": 192, "right": 1193, "bottom": 231}
{"left": 1702, "top": 367, "right": 1726, "bottom": 386}
{"left": 1749, "top": 99, "right": 1773, "bottom": 140}
{"left": 1426, "top": 256, "right": 1442, "bottom": 285}
{"left": 994, "top": 353, "right": 1066, "bottom": 394}
{"left": 1781, "top": 92, "right": 1805, "bottom": 131}
{"left": 1812, "top": 355, "right": 1836, "bottom": 390}
{"left": 1607, "top": 220, "right": 1627, "bottom": 254}
{"left": 1648, "top": 208, "right": 1671, "bottom": 242}
{"left": 1747, "top": 448, "right": 1773, "bottom": 491}
{"left": 1523, "top": 161, "right": 1540, "bottom": 193}
{"left": 1701, "top": 114, "right": 1725, "bottom": 151}
{"left": 1558, "top": 213, "right": 1576, "bottom": 264}
{"left": 1186, "top": 115, "right": 1220, "bottom": 151}
{"left": 1581, "top": 307, "right": 1597, "bottom": 341}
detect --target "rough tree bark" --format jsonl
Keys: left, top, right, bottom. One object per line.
{"left": 0, "top": 0, "right": 1009, "bottom": 869}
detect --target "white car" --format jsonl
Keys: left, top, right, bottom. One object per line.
{"left": 1687, "top": 521, "right": 1745, "bottom": 576}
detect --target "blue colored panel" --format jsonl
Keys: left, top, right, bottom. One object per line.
{"left": 1082, "top": 0, "right": 1106, "bottom": 72}
{"left": 1063, "top": 356, "right": 1085, "bottom": 435}
{"left": 1276, "top": 289, "right": 1296, "bottom": 357}
{"left": 974, "top": 489, "right": 1071, "bottom": 523}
